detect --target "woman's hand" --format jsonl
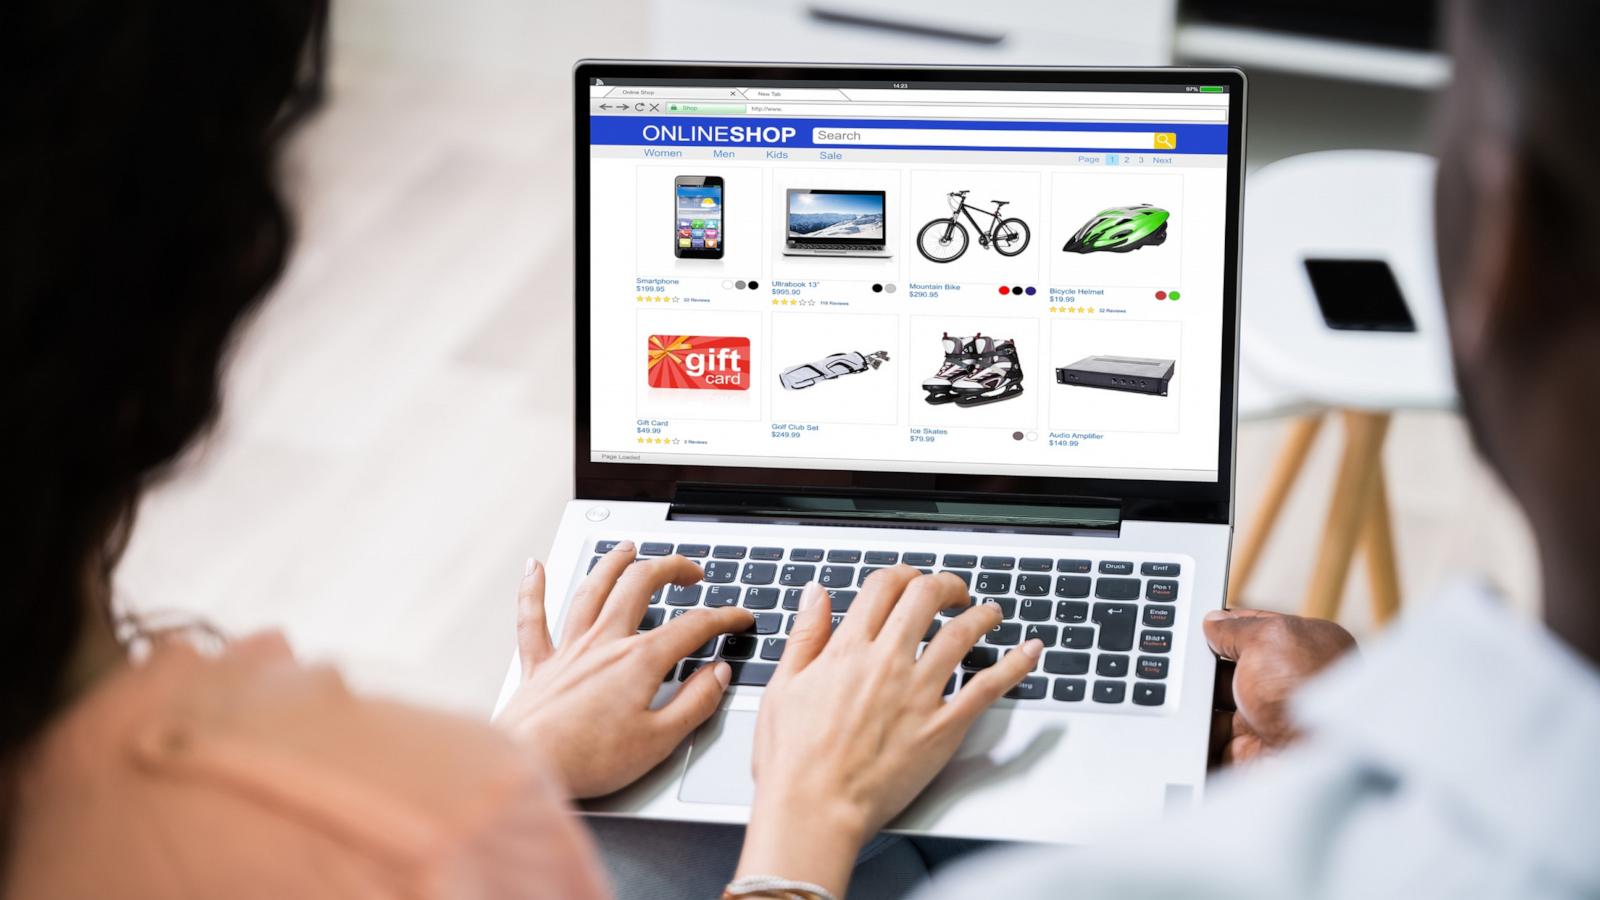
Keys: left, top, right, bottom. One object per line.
{"left": 1205, "top": 608, "right": 1356, "bottom": 765}
{"left": 735, "top": 566, "right": 1041, "bottom": 895}
{"left": 495, "top": 543, "right": 753, "bottom": 798}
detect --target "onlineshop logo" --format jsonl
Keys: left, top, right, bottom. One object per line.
{"left": 647, "top": 335, "right": 751, "bottom": 390}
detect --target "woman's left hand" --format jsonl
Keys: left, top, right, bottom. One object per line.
{"left": 495, "top": 543, "right": 753, "bottom": 798}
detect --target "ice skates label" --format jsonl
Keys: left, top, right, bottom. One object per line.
{"left": 647, "top": 335, "right": 751, "bottom": 390}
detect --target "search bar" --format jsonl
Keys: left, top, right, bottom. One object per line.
{"left": 812, "top": 127, "right": 1180, "bottom": 151}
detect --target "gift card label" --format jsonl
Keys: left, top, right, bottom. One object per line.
{"left": 647, "top": 335, "right": 750, "bottom": 390}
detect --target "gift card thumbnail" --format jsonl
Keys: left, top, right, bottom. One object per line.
{"left": 647, "top": 335, "right": 751, "bottom": 390}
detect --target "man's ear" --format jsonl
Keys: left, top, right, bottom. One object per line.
{"left": 1447, "top": 142, "right": 1538, "bottom": 369}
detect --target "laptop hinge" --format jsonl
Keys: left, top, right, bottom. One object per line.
{"left": 667, "top": 484, "right": 1121, "bottom": 536}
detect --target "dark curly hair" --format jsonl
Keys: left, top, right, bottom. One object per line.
{"left": 1, "top": 0, "right": 315, "bottom": 769}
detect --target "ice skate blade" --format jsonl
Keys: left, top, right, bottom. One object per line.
{"left": 924, "top": 391, "right": 962, "bottom": 405}
{"left": 952, "top": 385, "right": 1024, "bottom": 407}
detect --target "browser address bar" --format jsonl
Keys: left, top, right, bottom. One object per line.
{"left": 812, "top": 127, "right": 1179, "bottom": 151}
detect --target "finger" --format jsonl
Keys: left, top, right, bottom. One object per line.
{"left": 772, "top": 582, "right": 831, "bottom": 679}
{"left": 559, "top": 542, "right": 639, "bottom": 643}
{"left": 1202, "top": 608, "right": 1282, "bottom": 661}
{"left": 915, "top": 601, "right": 1002, "bottom": 681}
{"left": 832, "top": 565, "right": 921, "bottom": 644}
{"left": 641, "top": 607, "right": 754, "bottom": 670}
{"left": 517, "top": 558, "right": 555, "bottom": 677}
{"left": 879, "top": 571, "right": 970, "bottom": 653}
{"left": 652, "top": 660, "right": 733, "bottom": 739}
{"left": 592, "top": 554, "right": 705, "bottom": 638}
{"left": 941, "top": 639, "right": 1043, "bottom": 725}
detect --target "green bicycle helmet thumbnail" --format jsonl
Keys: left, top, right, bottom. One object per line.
{"left": 1062, "top": 204, "right": 1170, "bottom": 253}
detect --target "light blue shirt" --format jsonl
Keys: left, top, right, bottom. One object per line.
{"left": 915, "top": 582, "right": 1600, "bottom": 898}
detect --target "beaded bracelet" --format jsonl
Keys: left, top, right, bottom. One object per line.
{"left": 721, "top": 875, "right": 839, "bottom": 900}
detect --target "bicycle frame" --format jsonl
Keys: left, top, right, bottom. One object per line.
{"left": 939, "top": 197, "right": 1005, "bottom": 243}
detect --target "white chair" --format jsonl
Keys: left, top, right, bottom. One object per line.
{"left": 1230, "top": 151, "right": 1455, "bottom": 626}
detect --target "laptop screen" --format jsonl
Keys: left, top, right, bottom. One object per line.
{"left": 582, "top": 67, "right": 1238, "bottom": 489}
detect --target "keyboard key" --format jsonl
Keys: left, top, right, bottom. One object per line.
{"left": 728, "top": 662, "right": 776, "bottom": 686}
{"left": 713, "top": 545, "right": 748, "bottom": 560}
{"left": 1095, "top": 578, "right": 1141, "bottom": 601}
{"left": 702, "top": 561, "right": 739, "bottom": 584}
{"left": 1056, "top": 559, "right": 1092, "bottom": 574}
{"left": 1055, "top": 600, "right": 1089, "bottom": 623}
{"left": 1143, "top": 605, "right": 1175, "bottom": 627}
{"left": 980, "top": 556, "right": 1016, "bottom": 571}
{"left": 985, "top": 622, "right": 1022, "bottom": 645}
{"left": 1132, "top": 683, "right": 1166, "bottom": 706}
{"left": 705, "top": 585, "right": 741, "bottom": 607}
{"left": 1053, "top": 678, "right": 1087, "bottom": 702}
{"left": 827, "top": 549, "right": 862, "bottom": 564}
{"left": 865, "top": 550, "right": 899, "bottom": 565}
{"left": 640, "top": 542, "right": 673, "bottom": 556}
{"left": 1061, "top": 626, "right": 1095, "bottom": 649}
{"left": 1044, "top": 651, "right": 1090, "bottom": 675}
{"left": 975, "top": 572, "right": 1012, "bottom": 595}
{"left": 943, "top": 674, "right": 957, "bottom": 696}
{"left": 664, "top": 663, "right": 679, "bottom": 683}
{"left": 688, "top": 636, "right": 717, "bottom": 658}
{"left": 785, "top": 614, "right": 797, "bottom": 634}
{"left": 595, "top": 540, "right": 621, "bottom": 553}
{"left": 669, "top": 608, "right": 692, "bottom": 621}
{"left": 1019, "top": 557, "right": 1053, "bottom": 572}
{"left": 1099, "top": 560, "right": 1134, "bottom": 575}
{"left": 649, "top": 588, "right": 664, "bottom": 606}
{"left": 587, "top": 556, "right": 601, "bottom": 573}
{"left": 1092, "top": 603, "right": 1137, "bottom": 651}
{"left": 1005, "top": 676, "right": 1048, "bottom": 700}
{"left": 1054, "top": 575, "right": 1091, "bottom": 598}
{"left": 751, "top": 546, "right": 785, "bottom": 561}
{"left": 1097, "top": 654, "right": 1130, "bottom": 677}
{"left": 676, "top": 544, "right": 711, "bottom": 559}
{"left": 1024, "top": 623, "right": 1058, "bottom": 646}
{"left": 782, "top": 588, "right": 805, "bottom": 611}
{"left": 1146, "top": 580, "right": 1179, "bottom": 602}
{"left": 903, "top": 552, "right": 937, "bottom": 567}
{"left": 1093, "top": 681, "right": 1127, "bottom": 703}
{"left": 790, "top": 548, "right": 824, "bottom": 562}
{"left": 740, "top": 562, "right": 777, "bottom": 585}
{"left": 1019, "top": 598, "right": 1053, "bottom": 622}
{"left": 779, "top": 564, "right": 816, "bottom": 587}
{"left": 721, "top": 634, "right": 758, "bottom": 660}
{"left": 943, "top": 570, "right": 973, "bottom": 587}
{"left": 1140, "top": 630, "right": 1172, "bottom": 654}
{"left": 962, "top": 647, "right": 998, "bottom": 670}
{"left": 857, "top": 566, "right": 883, "bottom": 586}
{"left": 1137, "top": 656, "right": 1169, "bottom": 680}
{"left": 666, "top": 584, "right": 703, "bottom": 607}
{"left": 943, "top": 554, "right": 978, "bottom": 568}
{"left": 639, "top": 608, "right": 665, "bottom": 631}
{"left": 922, "top": 620, "right": 941, "bottom": 642}
{"left": 819, "top": 566, "right": 855, "bottom": 589}
{"left": 760, "top": 637, "right": 786, "bottom": 661}
{"left": 829, "top": 590, "right": 856, "bottom": 613}
{"left": 1016, "top": 574, "right": 1052, "bottom": 597}
{"left": 678, "top": 660, "right": 703, "bottom": 681}
{"left": 744, "top": 587, "right": 779, "bottom": 609}
{"left": 979, "top": 597, "right": 1016, "bottom": 618}
{"left": 751, "top": 612, "right": 783, "bottom": 635}
{"left": 829, "top": 614, "right": 843, "bottom": 630}
{"left": 1141, "top": 561, "right": 1181, "bottom": 577}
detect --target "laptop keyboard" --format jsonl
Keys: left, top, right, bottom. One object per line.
{"left": 787, "top": 240, "right": 885, "bottom": 252}
{"left": 588, "top": 539, "right": 1183, "bottom": 713}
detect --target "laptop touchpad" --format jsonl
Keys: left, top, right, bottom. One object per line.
{"left": 679, "top": 711, "right": 757, "bottom": 806}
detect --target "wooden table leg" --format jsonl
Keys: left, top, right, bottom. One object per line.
{"left": 1228, "top": 413, "right": 1325, "bottom": 607}
{"left": 1361, "top": 465, "right": 1402, "bottom": 626}
{"left": 1302, "top": 410, "right": 1391, "bottom": 621}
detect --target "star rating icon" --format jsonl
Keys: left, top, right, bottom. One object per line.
{"left": 635, "top": 295, "right": 674, "bottom": 303}
{"left": 635, "top": 436, "right": 670, "bottom": 445}
{"left": 770, "top": 298, "right": 800, "bottom": 306}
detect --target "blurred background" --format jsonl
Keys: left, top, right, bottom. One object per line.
{"left": 116, "top": 0, "right": 1536, "bottom": 716}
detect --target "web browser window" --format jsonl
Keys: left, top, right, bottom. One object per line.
{"left": 586, "top": 77, "right": 1233, "bottom": 483}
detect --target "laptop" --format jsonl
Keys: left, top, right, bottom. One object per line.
{"left": 784, "top": 188, "right": 892, "bottom": 257}
{"left": 497, "top": 61, "right": 1245, "bottom": 845}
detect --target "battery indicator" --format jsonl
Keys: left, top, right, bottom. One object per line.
{"left": 1198, "top": 86, "right": 1225, "bottom": 93}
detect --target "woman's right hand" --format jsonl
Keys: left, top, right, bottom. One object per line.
{"left": 734, "top": 566, "right": 1041, "bottom": 896}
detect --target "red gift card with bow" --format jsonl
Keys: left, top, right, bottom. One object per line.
{"left": 647, "top": 335, "right": 751, "bottom": 390}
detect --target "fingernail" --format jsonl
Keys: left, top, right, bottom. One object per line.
{"left": 615, "top": 540, "right": 635, "bottom": 552}
{"left": 1204, "top": 609, "right": 1231, "bottom": 622}
{"left": 1022, "top": 638, "right": 1045, "bottom": 660}
{"left": 523, "top": 557, "right": 536, "bottom": 577}
{"left": 713, "top": 662, "right": 732, "bottom": 688}
{"left": 799, "top": 582, "right": 822, "bottom": 611}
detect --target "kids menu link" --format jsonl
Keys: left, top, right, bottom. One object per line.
{"left": 589, "top": 78, "right": 1233, "bottom": 484}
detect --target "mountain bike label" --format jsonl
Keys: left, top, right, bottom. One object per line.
{"left": 647, "top": 335, "right": 751, "bottom": 390}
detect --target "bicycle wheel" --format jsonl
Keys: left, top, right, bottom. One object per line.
{"left": 917, "top": 218, "right": 969, "bottom": 263}
{"left": 993, "top": 217, "right": 1031, "bottom": 256}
